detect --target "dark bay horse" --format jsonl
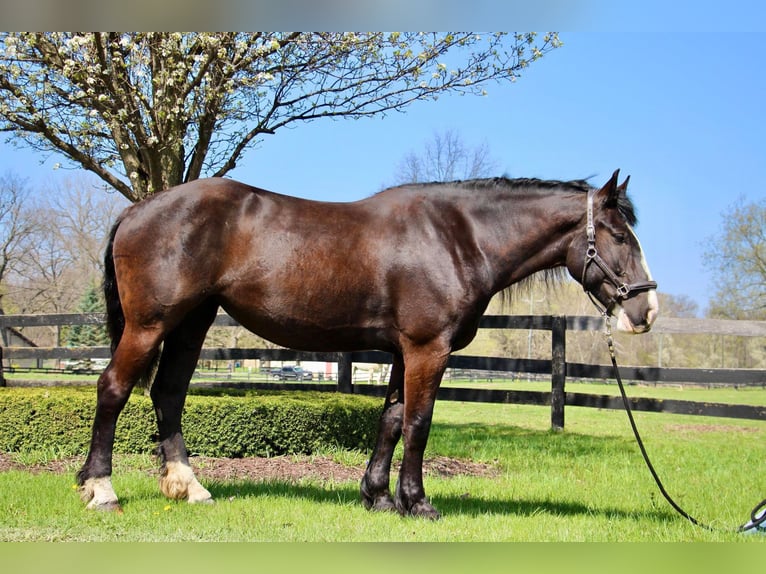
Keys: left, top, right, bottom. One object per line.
{"left": 77, "top": 169, "right": 658, "bottom": 519}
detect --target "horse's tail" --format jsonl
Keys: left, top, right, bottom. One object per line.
{"left": 103, "top": 218, "right": 125, "bottom": 355}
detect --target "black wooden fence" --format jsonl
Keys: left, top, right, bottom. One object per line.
{"left": 1, "top": 312, "right": 765, "bottom": 429}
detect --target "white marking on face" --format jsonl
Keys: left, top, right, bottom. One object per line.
{"left": 627, "top": 224, "right": 659, "bottom": 327}
{"left": 627, "top": 224, "right": 654, "bottom": 281}
{"left": 646, "top": 290, "right": 659, "bottom": 325}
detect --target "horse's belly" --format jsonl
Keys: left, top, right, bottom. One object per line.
{"left": 222, "top": 302, "right": 394, "bottom": 353}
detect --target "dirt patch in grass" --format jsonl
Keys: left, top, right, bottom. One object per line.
{"left": 0, "top": 453, "right": 498, "bottom": 482}
{"left": 664, "top": 423, "right": 761, "bottom": 434}
{"left": 0, "top": 454, "right": 80, "bottom": 475}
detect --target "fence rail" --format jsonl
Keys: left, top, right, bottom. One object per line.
{"left": 2, "top": 312, "right": 765, "bottom": 428}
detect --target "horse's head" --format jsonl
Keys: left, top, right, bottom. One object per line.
{"left": 566, "top": 170, "right": 659, "bottom": 333}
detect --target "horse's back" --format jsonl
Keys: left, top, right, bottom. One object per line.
{"left": 110, "top": 179, "right": 385, "bottom": 344}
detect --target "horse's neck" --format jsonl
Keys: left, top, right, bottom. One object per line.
{"left": 476, "top": 191, "right": 584, "bottom": 291}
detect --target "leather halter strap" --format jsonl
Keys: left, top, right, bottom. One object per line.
{"left": 582, "top": 188, "right": 657, "bottom": 314}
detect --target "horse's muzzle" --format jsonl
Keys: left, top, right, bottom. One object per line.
{"left": 615, "top": 291, "right": 659, "bottom": 334}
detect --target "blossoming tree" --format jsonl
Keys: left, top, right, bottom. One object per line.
{"left": 0, "top": 32, "right": 561, "bottom": 202}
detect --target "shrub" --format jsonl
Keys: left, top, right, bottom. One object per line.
{"left": 0, "top": 387, "right": 382, "bottom": 457}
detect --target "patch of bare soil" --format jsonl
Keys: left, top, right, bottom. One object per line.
{"left": 664, "top": 423, "right": 761, "bottom": 434}
{"left": 0, "top": 452, "right": 498, "bottom": 482}
{"left": 0, "top": 454, "right": 80, "bottom": 475}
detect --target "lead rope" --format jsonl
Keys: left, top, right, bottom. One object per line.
{"left": 602, "top": 315, "right": 766, "bottom": 533}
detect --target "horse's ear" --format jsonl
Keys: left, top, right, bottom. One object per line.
{"left": 617, "top": 174, "right": 630, "bottom": 196}
{"left": 596, "top": 169, "right": 621, "bottom": 208}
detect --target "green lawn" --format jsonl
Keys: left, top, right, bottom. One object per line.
{"left": 441, "top": 377, "right": 766, "bottom": 406}
{"left": 1, "top": 387, "right": 765, "bottom": 542}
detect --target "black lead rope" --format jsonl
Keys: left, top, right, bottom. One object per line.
{"left": 603, "top": 320, "right": 766, "bottom": 534}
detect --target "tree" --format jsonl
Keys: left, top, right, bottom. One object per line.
{"left": 0, "top": 175, "right": 126, "bottom": 347}
{"left": 0, "top": 32, "right": 561, "bottom": 202}
{"left": 393, "top": 128, "right": 498, "bottom": 184}
{"left": 45, "top": 176, "right": 128, "bottom": 274}
{"left": 6, "top": 175, "right": 127, "bottom": 317}
{"left": 66, "top": 283, "right": 109, "bottom": 347}
{"left": 0, "top": 172, "right": 35, "bottom": 313}
{"left": 703, "top": 196, "right": 766, "bottom": 320}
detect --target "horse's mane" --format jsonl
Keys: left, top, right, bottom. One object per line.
{"left": 381, "top": 176, "right": 637, "bottom": 225}
{"left": 453, "top": 176, "right": 594, "bottom": 194}
{"left": 382, "top": 176, "right": 592, "bottom": 195}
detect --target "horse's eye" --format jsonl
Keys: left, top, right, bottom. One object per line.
{"left": 614, "top": 233, "right": 627, "bottom": 244}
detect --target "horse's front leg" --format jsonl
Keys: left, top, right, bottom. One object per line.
{"left": 361, "top": 354, "right": 404, "bottom": 512}
{"left": 394, "top": 343, "right": 449, "bottom": 520}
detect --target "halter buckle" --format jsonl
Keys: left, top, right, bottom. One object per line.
{"left": 616, "top": 283, "right": 631, "bottom": 299}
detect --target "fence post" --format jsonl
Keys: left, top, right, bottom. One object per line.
{"left": 337, "top": 352, "right": 353, "bottom": 394}
{"left": 0, "top": 344, "right": 5, "bottom": 387}
{"left": 550, "top": 315, "right": 566, "bottom": 430}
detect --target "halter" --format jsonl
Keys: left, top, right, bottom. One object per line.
{"left": 582, "top": 188, "right": 657, "bottom": 315}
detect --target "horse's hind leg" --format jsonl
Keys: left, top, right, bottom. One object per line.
{"left": 360, "top": 353, "right": 404, "bottom": 512}
{"left": 150, "top": 303, "right": 218, "bottom": 504}
{"left": 77, "top": 328, "right": 164, "bottom": 510}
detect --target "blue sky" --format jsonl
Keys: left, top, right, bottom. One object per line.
{"left": 1, "top": 30, "right": 764, "bottom": 314}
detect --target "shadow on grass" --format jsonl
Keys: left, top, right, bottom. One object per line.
{"left": 203, "top": 479, "right": 674, "bottom": 525}
{"left": 431, "top": 492, "right": 673, "bottom": 524}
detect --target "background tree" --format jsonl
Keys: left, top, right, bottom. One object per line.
{"left": 8, "top": 175, "right": 127, "bottom": 315}
{"left": 0, "top": 172, "right": 35, "bottom": 313}
{"left": 66, "top": 283, "right": 109, "bottom": 348}
{"left": 11, "top": 202, "right": 74, "bottom": 313}
{"left": 2, "top": 175, "right": 127, "bottom": 346}
{"left": 0, "top": 32, "right": 561, "bottom": 202}
{"left": 703, "top": 196, "right": 766, "bottom": 320}
{"left": 393, "top": 128, "right": 498, "bottom": 184}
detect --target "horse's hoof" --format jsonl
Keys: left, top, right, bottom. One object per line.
{"left": 409, "top": 500, "right": 441, "bottom": 520}
{"left": 86, "top": 499, "right": 123, "bottom": 513}
{"left": 160, "top": 462, "right": 212, "bottom": 504}
{"left": 360, "top": 477, "right": 396, "bottom": 512}
{"left": 396, "top": 497, "right": 442, "bottom": 520}
{"left": 186, "top": 482, "right": 214, "bottom": 504}
{"left": 363, "top": 494, "right": 397, "bottom": 512}
{"left": 79, "top": 477, "right": 121, "bottom": 512}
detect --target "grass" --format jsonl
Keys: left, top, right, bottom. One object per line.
{"left": 1, "top": 385, "right": 765, "bottom": 542}
{"left": 440, "top": 377, "right": 766, "bottom": 405}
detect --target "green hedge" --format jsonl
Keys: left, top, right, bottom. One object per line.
{"left": 0, "top": 387, "right": 382, "bottom": 457}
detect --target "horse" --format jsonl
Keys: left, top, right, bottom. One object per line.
{"left": 76, "top": 169, "right": 658, "bottom": 519}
